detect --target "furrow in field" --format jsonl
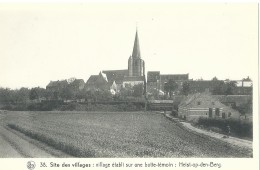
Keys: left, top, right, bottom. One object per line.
{"left": 0, "top": 126, "right": 54, "bottom": 158}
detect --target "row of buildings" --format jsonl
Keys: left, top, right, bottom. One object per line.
{"left": 45, "top": 30, "right": 252, "bottom": 121}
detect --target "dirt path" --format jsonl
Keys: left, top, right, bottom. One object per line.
{"left": 0, "top": 133, "right": 23, "bottom": 158}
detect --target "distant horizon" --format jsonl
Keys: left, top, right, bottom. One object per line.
{"left": 0, "top": 3, "right": 258, "bottom": 89}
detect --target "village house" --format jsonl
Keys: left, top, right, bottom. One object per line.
{"left": 46, "top": 80, "right": 68, "bottom": 92}
{"left": 68, "top": 78, "right": 85, "bottom": 91}
{"left": 178, "top": 92, "right": 241, "bottom": 122}
{"left": 85, "top": 71, "right": 119, "bottom": 94}
{"left": 46, "top": 78, "right": 85, "bottom": 92}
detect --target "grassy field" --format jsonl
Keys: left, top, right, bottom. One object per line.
{"left": 1, "top": 111, "right": 252, "bottom": 157}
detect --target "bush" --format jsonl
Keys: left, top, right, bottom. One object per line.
{"left": 2, "top": 104, "right": 28, "bottom": 111}
{"left": 196, "top": 117, "right": 252, "bottom": 139}
{"left": 59, "top": 103, "right": 85, "bottom": 111}
{"left": 1, "top": 104, "right": 15, "bottom": 110}
{"left": 27, "top": 100, "right": 64, "bottom": 111}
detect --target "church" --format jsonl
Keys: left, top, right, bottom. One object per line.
{"left": 85, "top": 30, "right": 146, "bottom": 94}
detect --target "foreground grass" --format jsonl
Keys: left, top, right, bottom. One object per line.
{"left": 3, "top": 111, "right": 252, "bottom": 157}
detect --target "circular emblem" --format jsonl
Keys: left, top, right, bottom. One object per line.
{"left": 27, "top": 161, "right": 36, "bottom": 170}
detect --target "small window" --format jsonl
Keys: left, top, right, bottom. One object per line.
{"left": 228, "top": 112, "right": 231, "bottom": 117}
{"left": 197, "top": 101, "right": 201, "bottom": 105}
{"left": 212, "top": 102, "right": 215, "bottom": 105}
{"left": 222, "top": 112, "right": 226, "bottom": 119}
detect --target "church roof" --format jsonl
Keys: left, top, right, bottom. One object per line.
{"left": 123, "top": 76, "right": 145, "bottom": 82}
{"left": 102, "top": 70, "right": 128, "bottom": 84}
{"left": 132, "top": 30, "right": 141, "bottom": 58}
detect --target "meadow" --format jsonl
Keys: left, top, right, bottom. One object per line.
{"left": 2, "top": 111, "right": 252, "bottom": 157}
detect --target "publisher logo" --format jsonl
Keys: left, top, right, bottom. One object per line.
{"left": 27, "top": 161, "right": 36, "bottom": 170}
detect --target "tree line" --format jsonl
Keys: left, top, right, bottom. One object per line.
{"left": 0, "top": 84, "right": 145, "bottom": 105}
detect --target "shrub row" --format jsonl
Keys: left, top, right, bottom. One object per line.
{"left": 1, "top": 102, "right": 145, "bottom": 112}
{"left": 58, "top": 102, "right": 144, "bottom": 112}
{"left": 196, "top": 117, "right": 252, "bottom": 139}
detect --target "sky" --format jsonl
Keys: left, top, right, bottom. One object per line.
{"left": 0, "top": 3, "right": 258, "bottom": 89}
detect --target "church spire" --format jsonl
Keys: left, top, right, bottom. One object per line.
{"left": 132, "top": 29, "right": 141, "bottom": 58}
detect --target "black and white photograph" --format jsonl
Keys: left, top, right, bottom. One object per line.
{"left": 0, "top": 2, "right": 258, "bottom": 169}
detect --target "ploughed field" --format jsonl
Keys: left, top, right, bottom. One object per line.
{"left": 0, "top": 111, "right": 252, "bottom": 157}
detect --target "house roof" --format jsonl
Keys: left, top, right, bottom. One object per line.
{"left": 179, "top": 93, "right": 201, "bottom": 107}
{"left": 47, "top": 81, "right": 56, "bottom": 87}
{"left": 147, "top": 71, "right": 160, "bottom": 83}
{"left": 179, "top": 92, "right": 226, "bottom": 107}
{"left": 99, "top": 72, "right": 108, "bottom": 82}
{"left": 46, "top": 80, "right": 68, "bottom": 88}
{"left": 179, "top": 93, "right": 243, "bottom": 116}
{"left": 70, "top": 79, "right": 85, "bottom": 84}
{"left": 86, "top": 75, "right": 99, "bottom": 84}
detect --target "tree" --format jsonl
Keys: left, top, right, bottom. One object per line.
{"left": 242, "top": 76, "right": 251, "bottom": 81}
{"left": 212, "top": 76, "right": 218, "bottom": 81}
{"left": 29, "top": 88, "right": 38, "bottom": 100}
{"left": 94, "top": 90, "right": 113, "bottom": 101}
{"left": 147, "top": 88, "right": 159, "bottom": 99}
{"left": 225, "top": 81, "right": 237, "bottom": 95}
{"left": 164, "top": 79, "right": 178, "bottom": 98}
{"left": 29, "top": 87, "right": 46, "bottom": 101}
{"left": 181, "top": 81, "right": 190, "bottom": 96}
{"left": 212, "top": 80, "right": 225, "bottom": 95}
{"left": 13, "top": 88, "right": 30, "bottom": 103}
{"left": 132, "top": 84, "right": 144, "bottom": 97}
{"left": 119, "top": 86, "right": 132, "bottom": 99}
{"left": 233, "top": 97, "right": 252, "bottom": 115}
{"left": 60, "top": 86, "right": 74, "bottom": 100}
{"left": 0, "top": 88, "right": 14, "bottom": 103}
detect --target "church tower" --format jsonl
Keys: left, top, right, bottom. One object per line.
{"left": 128, "top": 30, "right": 145, "bottom": 77}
